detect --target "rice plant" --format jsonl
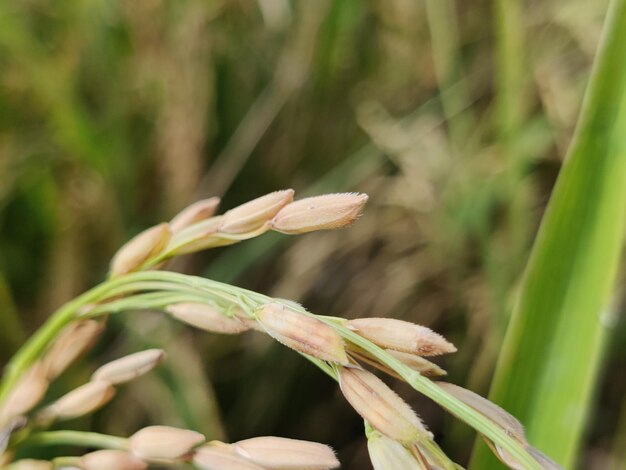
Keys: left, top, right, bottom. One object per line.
{"left": 1, "top": 0, "right": 625, "bottom": 468}
{"left": 0, "top": 191, "right": 559, "bottom": 469}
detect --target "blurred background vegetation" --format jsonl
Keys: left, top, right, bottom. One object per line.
{"left": 0, "top": 0, "right": 624, "bottom": 468}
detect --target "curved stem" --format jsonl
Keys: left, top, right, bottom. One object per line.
{"left": 0, "top": 272, "right": 238, "bottom": 402}
{"left": 0, "top": 279, "right": 118, "bottom": 402}
{"left": 23, "top": 430, "right": 127, "bottom": 450}
{"left": 82, "top": 292, "right": 214, "bottom": 317}
{"left": 0, "top": 270, "right": 263, "bottom": 406}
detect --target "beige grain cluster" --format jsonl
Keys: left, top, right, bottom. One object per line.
{"left": 129, "top": 427, "right": 341, "bottom": 469}
{"left": 338, "top": 317, "right": 459, "bottom": 469}
{"left": 194, "top": 436, "right": 339, "bottom": 470}
{"left": 158, "top": 283, "right": 459, "bottom": 468}
{"left": 39, "top": 349, "right": 164, "bottom": 422}
{"left": 245, "top": 304, "right": 456, "bottom": 469}
{"left": 1, "top": 350, "right": 341, "bottom": 468}
{"left": 2, "top": 192, "right": 485, "bottom": 470}
{"left": 108, "top": 190, "right": 368, "bottom": 276}
{"left": 19, "top": 427, "right": 339, "bottom": 469}
{"left": 137, "top": 432, "right": 343, "bottom": 470}
{"left": 0, "top": 320, "right": 106, "bottom": 426}
{"left": 161, "top": 295, "right": 460, "bottom": 470}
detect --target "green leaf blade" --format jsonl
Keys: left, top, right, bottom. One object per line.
{"left": 471, "top": 0, "right": 626, "bottom": 467}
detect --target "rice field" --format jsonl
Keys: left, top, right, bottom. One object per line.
{"left": 0, "top": 0, "right": 624, "bottom": 468}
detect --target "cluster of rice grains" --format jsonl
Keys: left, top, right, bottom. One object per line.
{"left": 108, "top": 190, "right": 368, "bottom": 277}
{"left": 0, "top": 191, "right": 557, "bottom": 469}
{"left": 8, "top": 431, "right": 339, "bottom": 470}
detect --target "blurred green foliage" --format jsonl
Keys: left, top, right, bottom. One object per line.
{"left": 0, "top": 0, "right": 624, "bottom": 468}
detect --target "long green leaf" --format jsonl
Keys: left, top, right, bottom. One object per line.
{"left": 470, "top": 0, "right": 626, "bottom": 467}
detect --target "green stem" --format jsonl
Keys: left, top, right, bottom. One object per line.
{"left": 0, "top": 270, "right": 257, "bottom": 405}
{"left": 83, "top": 292, "right": 214, "bottom": 317}
{"left": 23, "top": 430, "right": 127, "bottom": 450}
{"left": 0, "top": 280, "right": 113, "bottom": 402}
